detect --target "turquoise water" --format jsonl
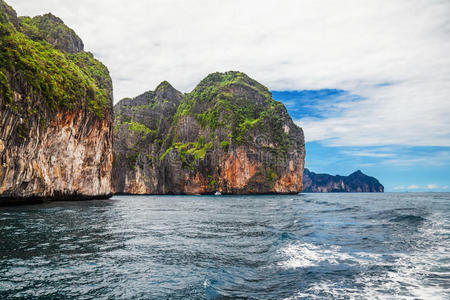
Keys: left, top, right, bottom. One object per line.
{"left": 0, "top": 193, "right": 449, "bottom": 299}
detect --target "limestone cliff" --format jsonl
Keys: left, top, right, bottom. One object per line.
{"left": 113, "top": 71, "right": 305, "bottom": 194}
{"left": 0, "top": 1, "right": 114, "bottom": 204}
{"left": 303, "top": 169, "right": 384, "bottom": 192}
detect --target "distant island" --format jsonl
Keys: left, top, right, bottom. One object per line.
{"left": 303, "top": 169, "right": 384, "bottom": 192}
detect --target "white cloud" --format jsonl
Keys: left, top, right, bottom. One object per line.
{"left": 296, "top": 80, "right": 450, "bottom": 146}
{"left": 393, "top": 184, "right": 449, "bottom": 191}
{"left": 382, "top": 151, "right": 450, "bottom": 166}
{"left": 7, "top": 0, "right": 450, "bottom": 147}
{"left": 340, "top": 150, "right": 394, "bottom": 158}
{"left": 426, "top": 184, "right": 449, "bottom": 190}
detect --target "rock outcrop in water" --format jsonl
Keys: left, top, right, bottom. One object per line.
{"left": 302, "top": 169, "right": 384, "bottom": 192}
{"left": 113, "top": 71, "right": 305, "bottom": 194}
{"left": 0, "top": 1, "right": 114, "bottom": 204}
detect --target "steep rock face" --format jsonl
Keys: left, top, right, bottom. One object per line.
{"left": 113, "top": 72, "right": 305, "bottom": 194}
{"left": 113, "top": 81, "right": 184, "bottom": 193}
{"left": 303, "top": 169, "right": 384, "bottom": 192}
{"left": 0, "top": 1, "right": 114, "bottom": 204}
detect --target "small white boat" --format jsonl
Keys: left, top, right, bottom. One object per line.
{"left": 214, "top": 191, "right": 222, "bottom": 196}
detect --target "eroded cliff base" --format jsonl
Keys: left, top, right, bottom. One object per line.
{"left": 0, "top": 194, "right": 113, "bottom": 206}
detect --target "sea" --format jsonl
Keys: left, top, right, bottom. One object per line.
{"left": 0, "top": 193, "right": 449, "bottom": 299}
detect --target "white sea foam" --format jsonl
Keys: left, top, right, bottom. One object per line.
{"left": 280, "top": 213, "right": 450, "bottom": 299}
{"left": 279, "top": 242, "right": 378, "bottom": 269}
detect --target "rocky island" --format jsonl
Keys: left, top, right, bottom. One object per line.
{"left": 303, "top": 169, "right": 384, "bottom": 192}
{"left": 113, "top": 72, "right": 305, "bottom": 194}
{"left": 0, "top": 1, "right": 114, "bottom": 204}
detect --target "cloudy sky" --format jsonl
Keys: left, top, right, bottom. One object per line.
{"left": 8, "top": 0, "right": 450, "bottom": 191}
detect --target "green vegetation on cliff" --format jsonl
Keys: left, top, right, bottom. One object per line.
{"left": 160, "top": 137, "right": 214, "bottom": 169}
{"left": 0, "top": 69, "right": 11, "bottom": 103}
{"left": 0, "top": 1, "right": 111, "bottom": 118}
{"left": 174, "top": 72, "right": 271, "bottom": 128}
{"left": 188, "top": 71, "right": 271, "bottom": 102}
{"left": 172, "top": 71, "right": 291, "bottom": 148}
{"left": 115, "top": 120, "right": 156, "bottom": 138}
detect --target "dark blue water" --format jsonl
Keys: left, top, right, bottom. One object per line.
{"left": 0, "top": 193, "right": 449, "bottom": 299}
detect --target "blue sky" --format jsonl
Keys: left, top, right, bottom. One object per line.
{"left": 9, "top": 0, "right": 450, "bottom": 191}
{"left": 273, "top": 91, "right": 450, "bottom": 192}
